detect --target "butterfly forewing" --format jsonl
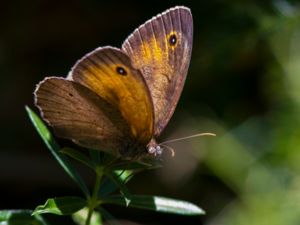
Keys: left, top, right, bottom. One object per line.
{"left": 122, "top": 6, "right": 193, "bottom": 137}
{"left": 68, "top": 47, "right": 154, "bottom": 145}
{"left": 35, "top": 77, "right": 133, "bottom": 155}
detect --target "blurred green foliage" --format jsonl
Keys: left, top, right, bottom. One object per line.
{"left": 193, "top": 1, "right": 300, "bottom": 224}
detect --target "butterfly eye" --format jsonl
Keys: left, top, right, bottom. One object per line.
{"left": 168, "top": 34, "right": 177, "bottom": 46}
{"left": 116, "top": 66, "right": 127, "bottom": 76}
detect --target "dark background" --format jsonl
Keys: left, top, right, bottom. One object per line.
{"left": 1, "top": 0, "right": 300, "bottom": 224}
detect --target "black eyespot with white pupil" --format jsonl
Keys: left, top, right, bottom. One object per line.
{"left": 116, "top": 66, "right": 127, "bottom": 76}
{"left": 169, "top": 34, "right": 177, "bottom": 46}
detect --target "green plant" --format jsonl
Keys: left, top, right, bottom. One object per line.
{"left": 0, "top": 106, "right": 204, "bottom": 225}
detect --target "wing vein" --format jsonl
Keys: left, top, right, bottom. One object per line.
{"left": 160, "top": 15, "right": 168, "bottom": 59}
{"left": 150, "top": 19, "right": 159, "bottom": 51}
{"left": 137, "top": 28, "right": 148, "bottom": 60}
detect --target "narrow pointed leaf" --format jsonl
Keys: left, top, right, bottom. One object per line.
{"left": 105, "top": 172, "right": 132, "bottom": 205}
{"left": 89, "top": 149, "right": 102, "bottom": 165}
{"left": 99, "top": 170, "right": 133, "bottom": 197}
{"left": 61, "top": 147, "right": 95, "bottom": 170}
{"left": 72, "top": 207, "right": 102, "bottom": 225}
{"left": 26, "top": 106, "right": 90, "bottom": 197}
{"left": 100, "top": 159, "right": 161, "bottom": 196}
{"left": 98, "top": 177, "right": 119, "bottom": 197}
{"left": 0, "top": 209, "right": 48, "bottom": 225}
{"left": 102, "top": 195, "right": 205, "bottom": 216}
{"left": 115, "top": 170, "right": 134, "bottom": 183}
{"left": 32, "top": 197, "right": 86, "bottom": 216}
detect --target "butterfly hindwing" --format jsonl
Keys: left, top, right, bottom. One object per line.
{"left": 35, "top": 77, "right": 133, "bottom": 155}
{"left": 122, "top": 6, "right": 193, "bottom": 136}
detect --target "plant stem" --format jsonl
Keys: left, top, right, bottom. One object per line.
{"left": 86, "top": 169, "right": 103, "bottom": 225}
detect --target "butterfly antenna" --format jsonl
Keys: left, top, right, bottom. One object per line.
{"left": 160, "top": 144, "right": 175, "bottom": 157}
{"left": 160, "top": 132, "right": 216, "bottom": 145}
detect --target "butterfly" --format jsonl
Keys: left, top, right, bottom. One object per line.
{"left": 34, "top": 6, "right": 193, "bottom": 158}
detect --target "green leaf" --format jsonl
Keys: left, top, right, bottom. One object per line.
{"left": 102, "top": 195, "right": 205, "bottom": 216}
{"left": 72, "top": 207, "right": 102, "bottom": 225}
{"left": 26, "top": 106, "right": 90, "bottom": 197}
{"left": 97, "top": 207, "right": 121, "bottom": 225}
{"left": 99, "top": 159, "right": 161, "bottom": 197}
{"left": 32, "top": 197, "right": 87, "bottom": 216}
{"left": 60, "top": 147, "right": 95, "bottom": 170}
{"left": 114, "top": 170, "right": 134, "bottom": 183}
{"left": 104, "top": 172, "right": 132, "bottom": 206}
{"left": 99, "top": 170, "right": 133, "bottom": 197}
{"left": 0, "top": 209, "right": 48, "bottom": 225}
{"left": 89, "top": 149, "right": 102, "bottom": 166}
{"left": 98, "top": 177, "right": 118, "bottom": 197}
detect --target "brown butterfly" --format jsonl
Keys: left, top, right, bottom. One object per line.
{"left": 34, "top": 6, "right": 193, "bottom": 158}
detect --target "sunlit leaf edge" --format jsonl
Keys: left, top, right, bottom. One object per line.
{"left": 102, "top": 195, "right": 205, "bottom": 216}
{"left": 32, "top": 197, "right": 87, "bottom": 216}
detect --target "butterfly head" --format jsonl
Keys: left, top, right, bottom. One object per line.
{"left": 147, "top": 139, "right": 163, "bottom": 156}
